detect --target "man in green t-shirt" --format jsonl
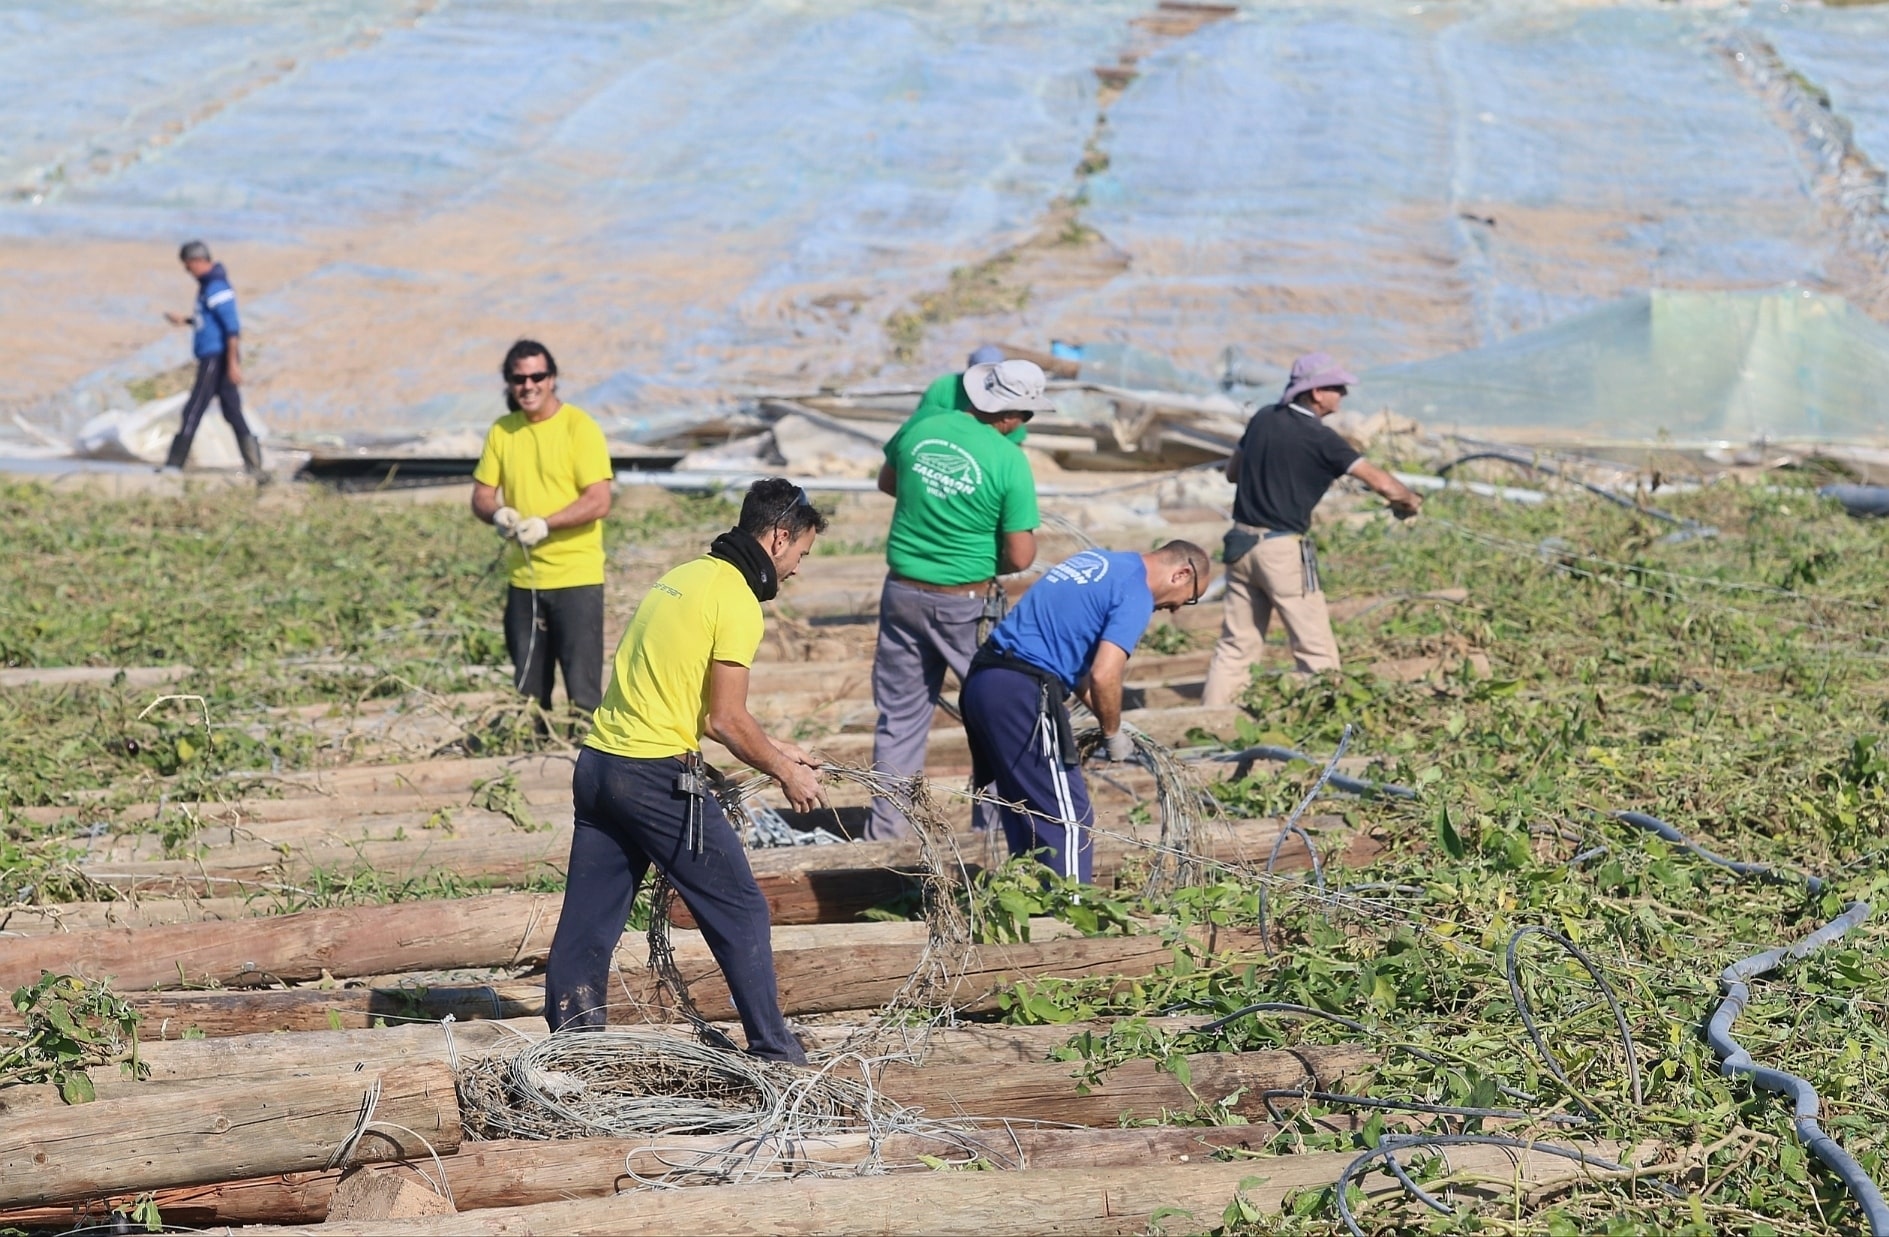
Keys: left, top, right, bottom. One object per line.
{"left": 865, "top": 359, "right": 1049, "bottom": 839}
{"left": 908, "top": 344, "right": 1028, "bottom": 445}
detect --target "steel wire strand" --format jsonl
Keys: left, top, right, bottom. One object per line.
{"left": 1254, "top": 727, "right": 1348, "bottom": 953}
{"left": 711, "top": 750, "right": 1883, "bottom": 1231}
{"left": 1435, "top": 450, "right": 1705, "bottom": 531}
{"left": 1195, "top": 1002, "right": 1541, "bottom": 1109}
{"left": 1335, "top": 1133, "right": 1679, "bottom": 1237}
{"left": 1504, "top": 925, "right": 1644, "bottom": 1119}
{"left": 1190, "top": 743, "right": 1419, "bottom": 800}
{"left": 1428, "top": 516, "right": 1889, "bottom": 648}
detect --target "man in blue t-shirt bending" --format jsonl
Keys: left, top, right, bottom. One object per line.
{"left": 960, "top": 541, "right": 1210, "bottom": 881}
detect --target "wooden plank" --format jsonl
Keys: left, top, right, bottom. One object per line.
{"left": 71, "top": 826, "right": 572, "bottom": 896}
{"left": 0, "top": 1062, "right": 461, "bottom": 1209}
{"left": 0, "top": 893, "right": 563, "bottom": 993}
{"left": 873, "top": 1044, "right": 1371, "bottom": 1125}
{"left": 106, "top": 928, "right": 1259, "bottom": 1038}
{"left": 0, "top": 1126, "right": 1283, "bottom": 1228}
{"left": 218, "top": 1141, "right": 1629, "bottom": 1237}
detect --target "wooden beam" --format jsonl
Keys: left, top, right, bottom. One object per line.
{"left": 0, "top": 1062, "right": 461, "bottom": 1209}
{"left": 216, "top": 1141, "right": 1628, "bottom": 1237}
{"left": 0, "top": 893, "right": 563, "bottom": 993}
{"left": 0, "top": 1126, "right": 1285, "bottom": 1228}
{"left": 872, "top": 1044, "right": 1370, "bottom": 1125}
{"left": 6, "top": 1019, "right": 1234, "bottom": 1111}
{"left": 103, "top": 928, "right": 1259, "bottom": 1038}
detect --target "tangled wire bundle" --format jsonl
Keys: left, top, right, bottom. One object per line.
{"left": 1074, "top": 722, "right": 1215, "bottom": 895}
{"left": 457, "top": 1029, "right": 910, "bottom": 1142}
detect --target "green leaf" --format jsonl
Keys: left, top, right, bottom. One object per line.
{"left": 1437, "top": 803, "right": 1465, "bottom": 860}
{"left": 59, "top": 1071, "right": 96, "bottom": 1104}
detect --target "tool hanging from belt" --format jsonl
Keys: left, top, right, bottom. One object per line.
{"left": 977, "top": 579, "right": 1009, "bottom": 646}
{"left": 674, "top": 751, "right": 708, "bottom": 856}
{"left": 1300, "top": 536, "right": 1321, "bottom": 595}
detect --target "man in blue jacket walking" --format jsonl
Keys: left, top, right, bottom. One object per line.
{"left": 162, "top": 241, "right": 264, "bottom": 479}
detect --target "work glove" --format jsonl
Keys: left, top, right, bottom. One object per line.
{"left": 493, "top": 507, "right": 522, "bottom": 539}
{"left": 1102, "top": 731, "right": 1137, "bottom": 763}
{"left": 515, "top": 516, "right": 550, "bottom": 548}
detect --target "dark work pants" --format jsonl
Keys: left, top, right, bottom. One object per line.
{"left": 504, "top": 583, "right": 604, "bottom": 712}
{"left": 960, "top": 665, "right": 1095, "bottom": 883}
{"left": 544, "top": 747, "right": 806, "bottom": 1063}
{"left": 166, "top": 353, "right": 251, "bottom": 467}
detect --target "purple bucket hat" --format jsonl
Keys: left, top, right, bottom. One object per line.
{"left": 1281, "top": 352, "right": 1358, "bottom": 404}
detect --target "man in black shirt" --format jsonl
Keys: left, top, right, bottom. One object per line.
{"left": 1202, "top": 353, "right": 1421, "bottom": 706}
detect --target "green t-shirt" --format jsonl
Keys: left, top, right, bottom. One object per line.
{"left": 885, "top": 409, "right": 1039, "bottom": 586}
{"left": 910, "top": 372, "right": 1028, "bottom": 444}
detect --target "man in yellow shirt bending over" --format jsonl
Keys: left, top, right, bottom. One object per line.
{"left": 471, "top": 340, "right": 614, "bottom": 714}
{"left": 545, "top": 478, "right": 829, "bottom": 1062}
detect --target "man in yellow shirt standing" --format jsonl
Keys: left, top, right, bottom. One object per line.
{"left": 545, "top": 478, "right": 829, "bottom": 1062}
{"left": 471, "top": 341, "right": 614, "bottom": 715}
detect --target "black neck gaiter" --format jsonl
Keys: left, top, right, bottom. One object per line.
{"left": 707, "top": 527, "right": 778, "bottom": 602}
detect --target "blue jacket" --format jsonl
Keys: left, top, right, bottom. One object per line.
{"left": 192, "top": 263, "right": 241, "bottom": 358}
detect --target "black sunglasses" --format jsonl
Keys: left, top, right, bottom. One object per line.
{"left": 772, "top": 485, "right": 814, "bottom": 529}
{"left": 1183, "top": 562, "right": 1202, "bottom": 606}
{"left": 506, "top": 370, "right": 554, "bottom": 386}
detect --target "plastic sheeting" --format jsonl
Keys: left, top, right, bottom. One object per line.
{"left": 1063, "top": 3, "right": 1840, "bottom": 380}
{"left": 8, "top": 1, "right": 1126, "bottom": 436}
{"left": 5, "top": 0, "right": 1888, "bottom": 446}
{"left": 1356, "top": 288, "right": 1889, "bottom": 446}
{"left": 1751, "top": 3, "right": 1889, "bottom": 200}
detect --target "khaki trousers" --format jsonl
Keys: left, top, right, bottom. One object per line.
{"left": 1201, "top": 535, "right": 1341, "bottom": 706}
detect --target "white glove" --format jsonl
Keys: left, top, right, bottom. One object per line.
{"left": 515, "top": 516, "right": 550, "bottom": 548}
{"left": 493, "top": 507, "right": 522, "bottom": 538}
{"left": 1102, "top": 731, "right": 1136, "bottom": 762}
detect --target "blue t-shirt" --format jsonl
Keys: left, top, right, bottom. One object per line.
{"left": 989, "top": 550, "right": 1155, "bottom": 692}
{"left": 192, "top": 264, "right": 241, "bottom": 358}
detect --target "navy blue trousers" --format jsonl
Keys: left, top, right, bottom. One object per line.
{"left": 544, "top": 747, "right": 805, "bottom": 1063}
{"left": 960, "top": 665, "right": 1095, "bottom": 883}
{"left": 165, "top": 353, "right": 251, "bottom": 468}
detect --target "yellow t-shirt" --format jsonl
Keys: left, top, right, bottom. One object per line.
{"left": 472, "top": 403, "right": 613, "bottom": 590}
{"left": 585, "top": 556, "right": 765, "bottom": 759}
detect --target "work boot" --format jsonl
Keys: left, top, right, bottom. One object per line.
{"left": 238, "top": 433, "right": 270, "bottom": 484}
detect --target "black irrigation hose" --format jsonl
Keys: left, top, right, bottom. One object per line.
{"left": 1335, "top": 1133, "right": 1681, "bottom": 1236}
{"left": 1505, "top": 925, "right": 1644, "bottom": 1118}
{"left": 1207, "top": 744, "right": 1419, "bottom": 799}
{"left": 1608, "top": 811, "right": 1884, "bottom": 1234}
{"left": 1322, "top": 807, "right": 1884, "bottom": 1229}
{"left": 1614, "top": 811, "right": 1825, "bottom": 895}
{"left": 1709, "top": 899, "right": 1887, "bottom": 1236}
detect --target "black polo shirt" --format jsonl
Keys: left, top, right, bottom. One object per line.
{"left": 1229, "top": 402, "right": 1362, "bottom": 535}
